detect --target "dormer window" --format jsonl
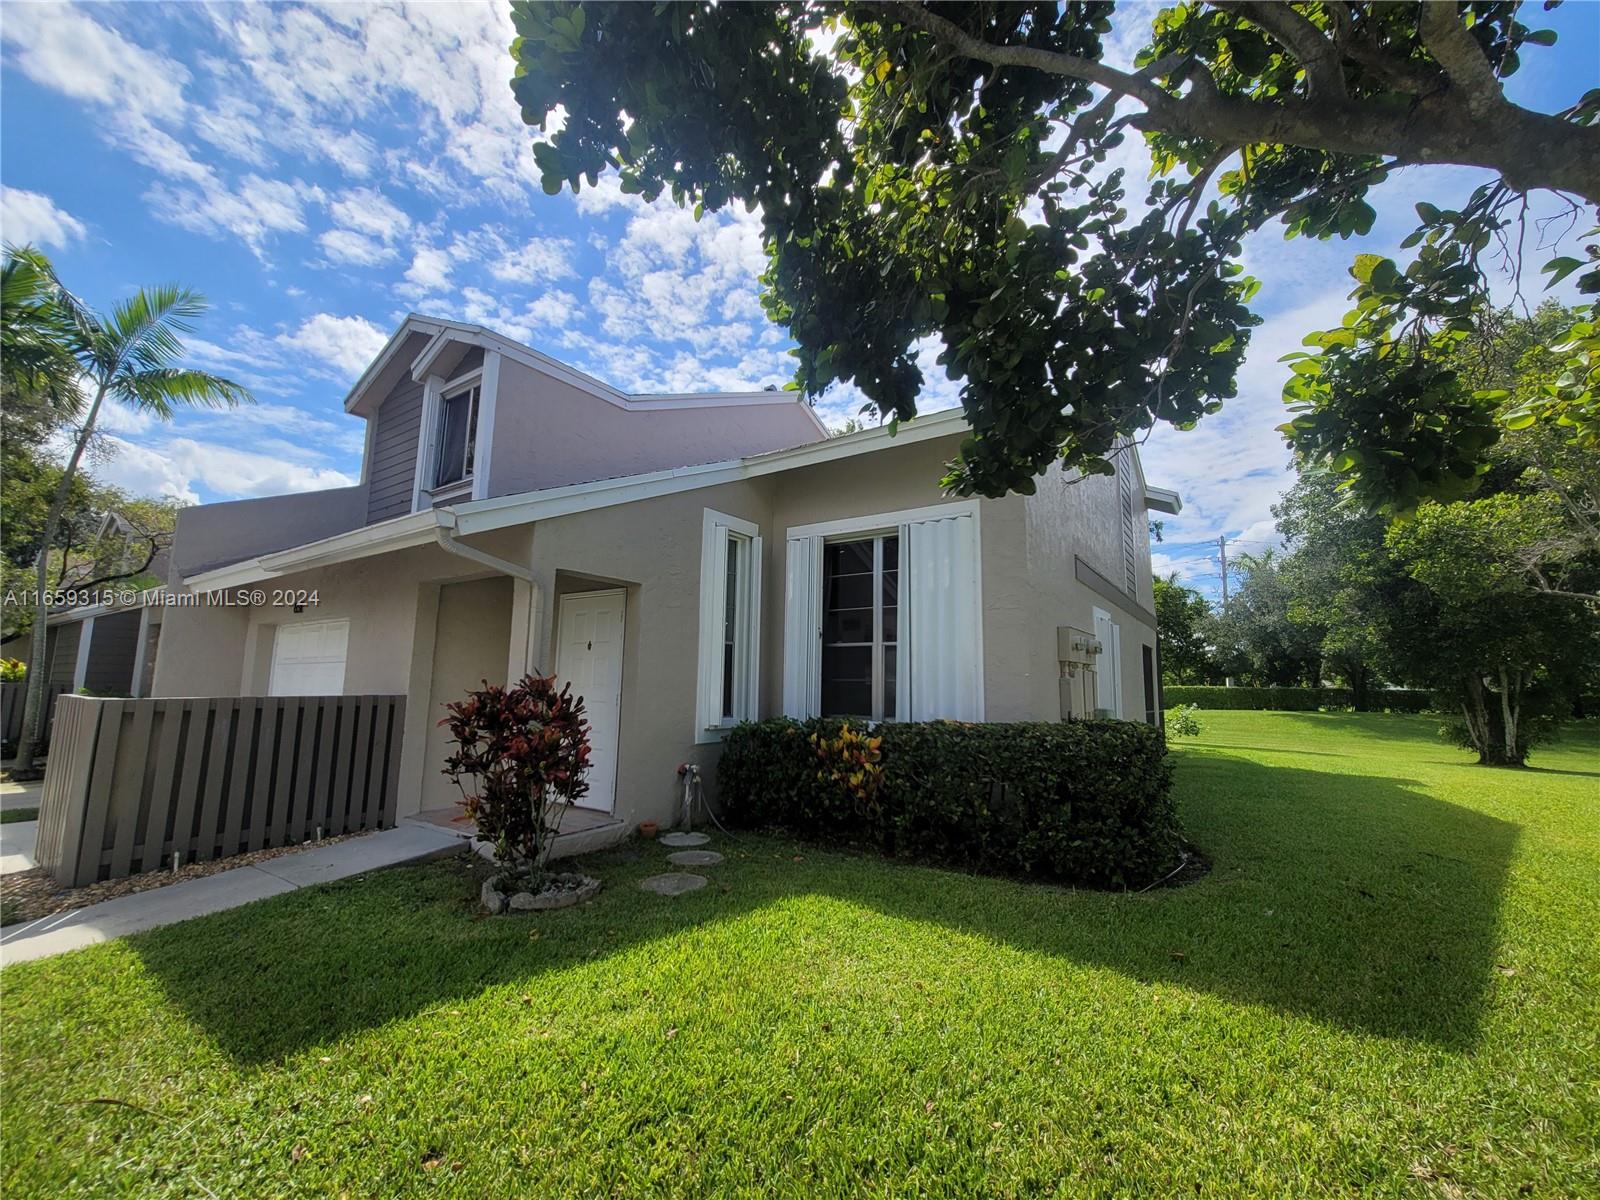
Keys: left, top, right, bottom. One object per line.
{"left": 435, "top": 379, "right": 480, "bottom": 489}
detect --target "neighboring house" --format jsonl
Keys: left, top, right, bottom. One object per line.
{"left": 1, "top": 584, "right": 158, "bottom": 748}
{"left": 128, "top": 314, "right": 1177, "bottom": 837}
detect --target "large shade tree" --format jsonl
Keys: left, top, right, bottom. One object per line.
{"left": 509, "top": 1, "right": 1597, "bottom": 503}
{"left": 1151, "top": 573, "right": 1215, "bottom": 684}
{"left": 4, "top": 249, "right": 251, "bottom": 773}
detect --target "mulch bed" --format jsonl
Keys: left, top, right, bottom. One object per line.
{"left": 0, "top": 830, "right": 374, "bottom": 927}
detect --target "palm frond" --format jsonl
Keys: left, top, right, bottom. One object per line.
{"left": 1, "top": 244, "right": 84, "bottom": 417}
{"left": 106, "top": 285, "right": 209, "bottom": 376}
{"left": 114, "top": 368, "right": 252, "bottom": 415}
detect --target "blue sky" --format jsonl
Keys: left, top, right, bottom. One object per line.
{"left": 3, "top": 2, "right": 1595, "bottom": 602}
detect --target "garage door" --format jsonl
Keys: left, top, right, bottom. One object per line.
{"left": 268, "top": 619, "right": 349, "bottom": 696}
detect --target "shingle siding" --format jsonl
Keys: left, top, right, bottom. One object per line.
{"left": 365, "top": 379, "right": 424, "bottom": 523}
{"left": 49, "top": 623, "right": 80, "bottom": 687}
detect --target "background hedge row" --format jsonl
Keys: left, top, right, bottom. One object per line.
{"left": 1162, "top": 685, "right": 1435, "bottom": 712}
{"left": 718, "top": 718, "right": 1179, "bottom": 889}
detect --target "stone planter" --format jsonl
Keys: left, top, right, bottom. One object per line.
{"left": 481, "top": 870, "right": 601, "bottom": 915}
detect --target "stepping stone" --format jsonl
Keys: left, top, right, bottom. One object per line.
{"left": 639, "top": 872, "right": 707, "bottom": 896}
{"left": 659, "top": 831, "right": 711, "bottom": 848}
{"left": 667, "top": 849, "right": 724, "bottom": 868}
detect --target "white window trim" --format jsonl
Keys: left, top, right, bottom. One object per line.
{"left": 71, "top": 616, "right": 95, "bottom": 692}
{"left": 695, "top": 508, "right": 763, "bottom": 744}
{"left": 785, "top": 500, "right": 978, "bottom": 543}
{"left": 784, "top": 500, "right": 982, "bottom": 723}
{"left": 411, "top": 353, "right": 498, "bottom": 512}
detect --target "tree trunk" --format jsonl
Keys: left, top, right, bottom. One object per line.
{"left": 1462, "top": 675, "right": 1495, "bottom": 765}
{"left": 1497, "top": 667, "right": 1525, "bottom": 767}
{"left": 1351, "top": 665, "right": 1370, "bottom": 713}
{"left": 14, "top": 381, "right": 109, "bottom": 773}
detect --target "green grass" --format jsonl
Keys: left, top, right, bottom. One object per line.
{"left": 2, "top": 712, "right": 1596, "bottom": 1198}
{"left": 0, "top": 807, "right": 38, "bottom": 824}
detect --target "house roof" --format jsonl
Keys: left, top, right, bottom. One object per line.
{"left": 345, "top": 314, "right": 828, "bottom": 439}
{"left": 180, "top": 406, "right": 1185, "bottom": 592}
{"left": 184, "top": 409, "right": 970, "bottom": 591}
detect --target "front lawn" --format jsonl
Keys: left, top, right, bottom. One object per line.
{"left": 0, "top": 808, "right": 38, "bottom": 824}
{"left": 2, "top": 712, "right": 1596, "bottom": 1197}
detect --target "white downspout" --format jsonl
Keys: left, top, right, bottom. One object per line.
{"left": 433, "top": 524, "right": 533, "bottom": 583}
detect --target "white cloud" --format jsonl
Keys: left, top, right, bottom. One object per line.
{"left": 199, "top": 2, "right": 544, "bottom": 202}
{"left": 526, "top": 290, "right": 578, "bottom": 330}
{"left": 1140, "top": 292, "right": 1345, "bottom": 547}
{"left": 572, "top": 173, "right": 635, "bottom": 215}
{"left": 0, "top": 187, "right": 86, "bottom": 249}
{"left": 95, "top": 398, "right": 160, "bottom": 437}
{"left": 488, "top": 236, "right": 575, "bottom": 283}
{"left": 92, "top": 439, "right": 202, "bottom": 505}
{"left": 3, "top": 3, "right": 188, "bottom": 112}
{"left": 581, "top": 202, "right": 773, "bottom": 370}
{"left": 317, "top": 228, "right": 397, "bottom": 267}
{"left": 328, "top": 187, "right": 410, "bottom": 241}
{"left": 401, "top": 244, "right": 453, "bottom": 297}
{"left": 277, "top": 313, "right": 389, "bottom": 380}
{"left": 148, "top": 173, "right": 319, "bottom": 254}
{"left": 98, "top": 435, "right": 355, "bottom": 503}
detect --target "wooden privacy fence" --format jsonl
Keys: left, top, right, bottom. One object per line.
{"left": 1, "top": 682, "right": 71, "bottom": 747}
{"left": 36, "top": 694, "right": 406, "bottom": 888}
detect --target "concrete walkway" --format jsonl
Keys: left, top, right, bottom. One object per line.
{"left": 0, "top": 819, "right": 38, "bottom": 875}
{"left": 0, "top": 824, "right": 461, "bottom": 968}
{"left": 0, "top": 778, "right": 43, "bottom": 813}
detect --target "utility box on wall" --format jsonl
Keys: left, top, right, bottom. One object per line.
{"left": 1057, "top": 626, "right": 1101, "bottom": 665}
{"left": 1057, "top": 625, "right": 1101, "bottom": 719}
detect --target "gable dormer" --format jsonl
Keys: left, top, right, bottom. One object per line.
{"left": 347, "top": 315, "right": 829, "bottom": 527}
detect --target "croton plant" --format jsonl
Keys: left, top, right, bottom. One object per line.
{"left": 441, "top": 673, "right": 591, "bottom": 880}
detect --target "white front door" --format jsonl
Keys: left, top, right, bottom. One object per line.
{"left": 269, "top": 619, "right": 349, "bottom": 696}
{"left": 555, "top": 590, "right": 625, "bottom": 813}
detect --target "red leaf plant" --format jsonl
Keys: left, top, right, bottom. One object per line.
{"left": 440, "top": 673, "right": 591, "bottom": 883}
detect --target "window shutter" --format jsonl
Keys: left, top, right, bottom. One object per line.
{"left": 782, "top": 534, "right": 822, "bottom": 718}
{"left": 904, "top": 511, "right": 982, "bottom": 721}
{"left": 746, "top": 534, "right": 763, "bottom": 712}
{"left": 695, "top": 516, "right": 729, "bottom": 734}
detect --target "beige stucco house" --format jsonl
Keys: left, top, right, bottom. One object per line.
{"left": 133, "top": 315, "right": 1179, "bottom": 842}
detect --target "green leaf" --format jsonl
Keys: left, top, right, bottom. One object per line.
{"left": 1351, "top": 254, "right": 1385, "bottom": 284}
{"left": 1541, "top": 256, "right": 1583, "bottom": 289}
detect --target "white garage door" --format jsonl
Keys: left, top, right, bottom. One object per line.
{"left": 269, "top": 619, "right": 349, "bottom": 696}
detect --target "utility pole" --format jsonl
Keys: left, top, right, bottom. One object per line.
{"left": 1218, "top": 534, "right": 1229, "bottom": 612}
{"left": 1219, "top": 534, "right": 1234, "bottom": 689}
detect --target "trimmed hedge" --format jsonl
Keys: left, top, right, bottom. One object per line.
{"left": 1162, "top": 685, "right": 1434, "bottom": 713}
{"left": 718, "top": 718, "right": 1178, "bottom": 889}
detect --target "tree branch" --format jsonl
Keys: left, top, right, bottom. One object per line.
{"left": 1324, "top": 2, "right": 1442, "bottom": 94}
{"left": 889, "top": 3, "right": 1175, "bottom": 111}
{"left": 890, "top": 1, "right": 1600, "bottom": 203}
{"left": 1211, "top": 1, "right": 1345, "bottom": 100}
{"left": 1417, "top": 0, "right": 1504, "bottom": 119}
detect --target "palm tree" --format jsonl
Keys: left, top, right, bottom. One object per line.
{"left": 1, "top": 245, "right": 82, "bottom": 419}
{"left": 11, "top": 258, "right": 252, "bottom": 773}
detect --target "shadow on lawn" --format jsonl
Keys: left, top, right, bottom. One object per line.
{"left": 132, "top": 752, "right": 1517, "bottom": 1064}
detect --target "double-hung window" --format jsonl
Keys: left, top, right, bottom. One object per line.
{"left": 783, "top": 502, "right": 982, "bottom": 724}
{"left": 434, "top": 379, "right": 480, "bottom": 489}
{"left": 696, "top": 510, "right": 762, "bottom": 741}
{"left": 820, "top": 534, "right": 898, "bottom": 721}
